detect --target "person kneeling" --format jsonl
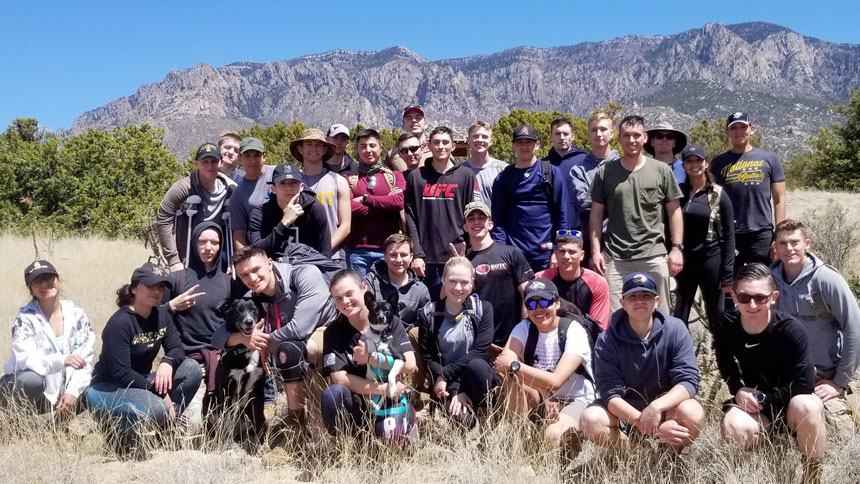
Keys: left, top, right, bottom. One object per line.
{"left": 322, "top": 270, "right": 418, "bottom": 442}
{"left": 714, "top": 263, "right": 826, "bottom": 484}
{"left": 493, "top": 278, "right": 597, "bottom": 451}
{"left": 580, "top": 272, "right": 704, "bottom": 451}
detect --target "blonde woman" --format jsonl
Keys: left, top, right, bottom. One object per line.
{"left": 417, "top": 256, "right": 495, "bottom": 429}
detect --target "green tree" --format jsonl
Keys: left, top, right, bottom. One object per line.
{"left": 52, "top": 124, "right": 181, "bottom": 238}
{"left": 0, "top": 119, "right": 60, "bottom": 230}
{"left": 489, "top": 109, "right": 587, "bottom": 163}
{"left": 785, "top": 89, "right": 860, "bottom": 190}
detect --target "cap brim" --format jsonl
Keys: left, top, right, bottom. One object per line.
{"left": 622, "top": 287, "right": 658, "bottom": 297}
{"left": 727, "top": 120, "right": 751, "bottom": 128}
{"left": 524, "top": 290, "right": 557, "bottom": 302}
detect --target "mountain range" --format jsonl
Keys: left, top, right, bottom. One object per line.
{"left": 69, "top": 22, "right": 860, "bottom": 159}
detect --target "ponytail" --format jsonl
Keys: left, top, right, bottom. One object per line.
{"left": 115, "top": 283, "right": 137, "bottom": 307}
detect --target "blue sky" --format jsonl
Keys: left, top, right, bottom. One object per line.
{"left": 2, "top": 0, "right": 859, "bottom": 131}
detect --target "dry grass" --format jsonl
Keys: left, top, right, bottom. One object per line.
{"left": 1, "top": 189, "right": 860, "bottom": 483}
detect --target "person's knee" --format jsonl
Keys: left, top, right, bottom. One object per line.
{"left": 722, "top": 411, "right": 760, "bottom": 445}
{"left": 276, "top": 340, "right": 308, "bottom": 383}
{"left": 580, "top": 406, "right": 610, "bottom": 439}
{"left": 788, "top": 394, "right": 825, "bottom": 426}
{"left": 16, "top": 371, "right": 46, "bottom": 397}
{"left": 544, "top": 421, "right": 567, "bottom": 444}
{"left": 177, "top": 358, "right": 203, "bottom": 380}
{"left": 321, "top": 384, "right": 349, "bottom": 411}
{"left": 676, "top": 399, "right": 705, "bottom": 430}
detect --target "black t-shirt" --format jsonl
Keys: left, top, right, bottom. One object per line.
{"left": 712, "top": 309, "right": 814, "bottom": 412}
{"left": 710, "top": 148, "right": 785, "bottom": 234}
{"left": 468, "top": 242, "right": 534, "bottom": 345}
{"left": 321, "top": 315, "right": 413, "bottom": 378}
{"left": 553, "top": 274, "right": 591, "bottom": 317}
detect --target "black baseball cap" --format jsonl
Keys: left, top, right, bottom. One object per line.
{"left": 195, "top": 143, "right": 221, "bottom": 161}
{"left": 622, "top": 273, "right": 658, "bottom": 297}
{"left": 512, "top": 125, "right": 539, "bottom": 142}
{"left": 131, "top": 262, "right": 172, "bottom": 289}
{"left": 681, "top": 144, "right": 707, "bottom": 161}
{"left": 270, "top": 163, "right": 303, "bottom": 184}
{"left": 24, "top": 260, "right": 58, "bottom": 286}
{"left": 726, "top": 112, "right": 751, "bottom": 128}
{"left": 523, "top": 278, "right": 560, "bottom": 301}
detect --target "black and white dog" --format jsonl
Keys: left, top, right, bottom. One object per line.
{"left": 361, "top": 292, "right": 406, "bottom": 406}
{"left": 212, "top": 297, "right": 267, "bottom": 449}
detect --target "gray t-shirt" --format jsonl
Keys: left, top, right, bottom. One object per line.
{"left": 462, "top": 157, "right": 508, "bottom": 210}
{"left": 230, "top": 165, "right": 273, "bottom": 232}
{"left": 710, "top": 148, "right": 785, "bottom": 234}
{"left": 591, "top": 157, "right": 682, "bottom": 260}
{"left": 438, "top": 310, "right": 476, "bottom": 366}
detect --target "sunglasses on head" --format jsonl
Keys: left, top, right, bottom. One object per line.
{"left": 652, "top": 132, "right": 675, "bottom": 140}
{"left": 556, "top": 229, "right": 582, "bottom": 238}
{"left": 525, "top": 298, "right": 555, "bottom": 310}
{"left": 735, "top": 292, "right": 773, "bottom": 305}
{"left": 399, "top": 146, "right": 421, "bottom": 155}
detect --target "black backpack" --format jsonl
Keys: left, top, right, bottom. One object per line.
{"left": 522, "top": 314, "right": 603, "bottom": 383}
{"left": 497, "top": 159, "right": 554, "bottom": 205}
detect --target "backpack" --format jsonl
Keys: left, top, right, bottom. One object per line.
{"left": 427, "top": 294, "right": 483, "bottom": 336}
{"left": 348, "top": 168, "right": 397, "bottom": 192}
{"left": 522, "top": 314, "right": 602, "bottom": 383}
{"left": 705, "top": 184, "right": 723, "bottom": 243}
{"left": 279, "top": 241, "right": 343, "bottom": 284}
{"left": 497, "top": 158, "right": 554, "bottom": 206}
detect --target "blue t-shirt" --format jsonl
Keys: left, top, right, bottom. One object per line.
{"left": 710, "top": 148, "right": 785, "bottom": 234}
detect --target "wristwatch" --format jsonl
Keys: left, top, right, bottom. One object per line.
{"left": 509, "top": 360, "right": 521, "bottom": 376}
{"left": 361, "top": 194, "right": 370, "bottom": 203}
{"left": 671, "top": 243, "right": 684, "bottom": 250}
{"left": 756, "top": 391, "right": 767, "bottom": 404}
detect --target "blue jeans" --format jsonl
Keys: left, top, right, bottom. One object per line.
{"left": 347, "top": 249, "right": 384, "bottom": 278}
{"left": 0, "top": 370, "right": 48, "bottom": 412}
{"left": 86, "top": 358, "right": 202, "bottom": 433}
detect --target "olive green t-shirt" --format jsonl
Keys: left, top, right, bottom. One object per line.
{"left": 591, "top": 157, "right": 682, "bottom": 260}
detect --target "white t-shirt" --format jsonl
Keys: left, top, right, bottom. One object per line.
{"left": 510, "top": 319, "right": 596, "bottom": 404}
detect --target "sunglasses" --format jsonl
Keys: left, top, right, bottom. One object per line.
{"left": 525, "top": 298, "right": 555, "bottom": 310}
{"left": 399, "top": 145, "right": 422, "bottom": 155}
{"left": 652, "top": 133, "right": 675, "bottom": 140}
{"left": 556, "top": 229, "right": 582, "bottom": 238}
{"left": 735, "top": 292, "right": 773, "bottom": 305}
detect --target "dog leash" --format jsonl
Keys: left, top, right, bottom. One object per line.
{"left": 264, "top": 303, "right": 281, "bottom": 332}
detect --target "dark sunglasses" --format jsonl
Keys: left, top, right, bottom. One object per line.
{"left": 735, "top": 292, "right": 773, "bottom": 305}
{"left": 556, "top": 229, "right": 582, "bottom": 238}
{"left": 399, "top": 146, "right": 422, "bottom": 155}
{"left": 526, "top": 298, "right": 555, "bottom": 310}
{"left": 652, "top": 132, "right": 675, "bottom": 140}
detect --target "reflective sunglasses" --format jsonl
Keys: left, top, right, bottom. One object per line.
{"left": 556, "top": 229, "right": 583, "bottom": 238}
{"left": 651, "top": 132, "right": 675, "bottom": 140}
{"left": 734, "top": 292, "right": 773, "bottom": 305}
{"left": 399, "top": 145, "right": 422, "bottom": 155}
{"left": 525, "top": 298, "right": 555, "bottom": 310}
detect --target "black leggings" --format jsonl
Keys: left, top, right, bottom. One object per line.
{"left": 673, "top": 245, "right": 724, "bottom": 331}
{"left": 735, "top": 228, "right": 773, "bottom": 272}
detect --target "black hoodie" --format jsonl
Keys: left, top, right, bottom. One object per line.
{"left": 166, "top": 221, "right": 239, "bottom": 353}
{"left": 248, "top": 188, "right": 332, "bottom": 258}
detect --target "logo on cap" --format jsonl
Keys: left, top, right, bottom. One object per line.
{"left": 529, "top": 280, "right": 546, "bottom": 290}
{"left": 632, "top": 273, "right": 648, "bottom": 284}
{"left": 519, "top": 128, "right": 528, "bottom": 135}
{"left": 29, "top": 261, "right": 43, "bottom": 273}
{"left": 151, "top": 265, "right": 167, "bottom": 276}
{"left": 732, "top": 112, "right": 743, "bottom": 119}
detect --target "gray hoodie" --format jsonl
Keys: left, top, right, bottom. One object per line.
{"left": 364, "top": 259, "right": 431, "bottom": 330}
{"left": 211, "top": 261, "right": 337, "bottom": 352}
{"left": 771, "top": 253, "right": 860, "bottom": 388}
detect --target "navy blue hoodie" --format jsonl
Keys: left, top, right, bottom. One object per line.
{"left": 594, "top": 308, "right": 699, "bottom": 410}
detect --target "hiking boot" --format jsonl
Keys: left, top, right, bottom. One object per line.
{"left": 801, "top": 457, "right": 823, "bottom": 484}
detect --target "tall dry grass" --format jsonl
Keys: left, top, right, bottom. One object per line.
{"left": 1, "top": 188, "right": 860, "bottom": 483}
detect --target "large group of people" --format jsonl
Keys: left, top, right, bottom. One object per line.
{"left": 2, "top": 105, "right": 858, "bottom": 483}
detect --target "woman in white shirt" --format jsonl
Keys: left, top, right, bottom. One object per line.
{"left": 1, "top": 260, "right": 94, "bottom": 416}
{"left": 494, "top": 277, "right": 596, "bottom": 449}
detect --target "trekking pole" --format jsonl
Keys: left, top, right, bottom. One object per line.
{"left": 222, "top": 210, "right": 235, "bottom": 279}
{"left": 182, "top": 195, "right": 202, "bottom": 268}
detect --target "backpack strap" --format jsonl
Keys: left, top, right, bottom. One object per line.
{"left": 523, "top": 323, "right": 540, "bottom": 366}
{"left": 705, "top": 184, "right": 723, "bottom": 243}
{"left": 540, "top": 159, "right": 554, "bottom": 205}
